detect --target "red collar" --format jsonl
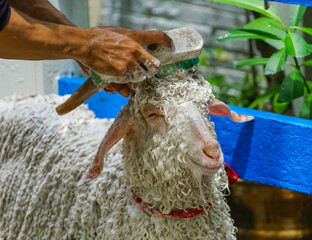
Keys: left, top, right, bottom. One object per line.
{"left": 130, "top": 162, "right": 238, "bottom": 219}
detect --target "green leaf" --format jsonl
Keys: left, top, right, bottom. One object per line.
{"left": 244, "top": 17, "right": 286, "bottom": 40}
{"left": 278, "top": 70, "right": 305, "bottom": 102}
{"left": 211, "top": 0, "right": 284, "bottom": 26}
{"left": 285, "top": 32, "right": 310, "bottom": 57}
{"left": 217, "top": 29, "right": 280, "bottom": 42}
{"left": 291, "top": 26, "right": 312, "bottom": 36}
{"left": 289, "top": 5, "right": 307, "bottom": 27}
{"left": 264, "top": 39, "right": 285, "bottom": 50}
{"left": 264, "top": 48, "right": 287, "bottom": 75}
{"left": 299, "top": 94, "right": 312, "bottom": 119}
{"left": 248, "top": 86, "right": 280, "bottom": 109}
{"left": 235, "top": 58, "right": 269, "bottom": 68}
{"left": 307, "top": 43, "right": 312, "bottom": 53}
{"left": 206, "top": 75, "right": 225, "bottom": 86}
{"left": 302, "top": 59, "right": 312, "bottom": 67}
{"left": 273, "top": 93, "right": 289, "bottom": 114}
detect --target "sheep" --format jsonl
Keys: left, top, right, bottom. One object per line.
{"left": 0, "top": 68, "right": 253, "bottom": 240}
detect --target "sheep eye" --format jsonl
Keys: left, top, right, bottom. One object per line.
{"left": 147, "top": 113, "right": 157, "bottom": 118}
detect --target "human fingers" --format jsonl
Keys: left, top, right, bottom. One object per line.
{"left": 96, "top": 27, "right": 174, "bottom": 51}
{"left": 135, "top": 30, "right": 175, "bottom": 51}
{"left": 136, "top": 49, "right": 160, "bottom": 78}
{"left": 75, "top": 60, "right": 89, "bottom": 75}
{"left": 104, "top": 83, "right": 131, "bottom": 98}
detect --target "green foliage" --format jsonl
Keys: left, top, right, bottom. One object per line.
{"left": 198, "top": 48, "right": 261, "bottom": 107}
{"left": 300, "top": 93, "right": 312, "bottom": 119}
{"left": 248, "top": 86, "right": 280, "bottom": 109}
{"left": 264, "top": 48, "right": 287, "bottom": 75}
{"left": 211, "top": 0, "right": 283, "bottom": 24}
{"left": 212, "top": 0, "right": 312, "bottom": 119}
{"left": 285, "top": 32, "right": 309, "bottom": 57}
{"left": 278, "top": 70, "right": 305, "bottom": 102}
{"left": 289, "top": 5, "right": 307, "bottom": 26}
{"left": 235, "top": 58, "right": 269, "bottom": 68}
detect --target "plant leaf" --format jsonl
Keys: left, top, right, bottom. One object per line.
{"left": 206, "top": 75, "right": 225, "bottom": 86}
{"left": 299, "top": 94, "right": 312, "bottom": 119}
{"left": 289, "top": 5, "right": 307, "bottom": 27}
{"left": 217, "top": 29, "right": 280, "bottom": 42}
{"left": 291, "top": 26, "right": 312, "bottom": 36}
{"left": 273, "top": 93, "right": 289, "bottom": 114}
{"left": 264, "top": 39, "right": 285, "bottom": 50}
{"left": 278, "top": 70, "right": 305, "bottom": 102}
{"left": 302, "top": 59, "right": 312, "bottom": 67}
{"left": 264, "top": 48, "right": 287, "bottom": 75}
{"left": 245, "top": 17, "right": 286, "bottom": 40}
{"left": 211, "top": 0, "right": 283, "bottom": 25}
{"left": 248, "top": 86, "right": 280, "bottom": 109}
{"left": 285, "top": 32, "right": 310, "bottom": 57}
{"left": 307, "top": 43, "right": 312, "bottom": 53}
{"left": 235, "top": 58, "right": 269, "bottom": 68}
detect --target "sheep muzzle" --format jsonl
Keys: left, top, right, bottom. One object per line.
{"left": 175, "top": 102, "right": 223, "bottom": 175}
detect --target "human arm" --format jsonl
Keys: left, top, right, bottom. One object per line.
{"left": 7, "top": 0, "right": 89, "bottom": 74}
{"left": 0, "top": 7, "right": 173, "bottom": 75}
{"left": 8, "top": 0, "right": 74, "bottom": 26}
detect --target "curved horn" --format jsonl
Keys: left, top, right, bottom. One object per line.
{"left": 77, "top": 109, "right": 132, "bottom": 187}
{"left": 56, "top": 77, "right": 98, "bottom": 115}
{"left": 208, "top": 99, "right": 254, "bottom": 122}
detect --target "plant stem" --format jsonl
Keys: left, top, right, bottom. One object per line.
{"left": 245, "top": 9, "right": 257, "bottom": 89}
{"left": 294, "top": 57, "right": 311, "bottom": 94}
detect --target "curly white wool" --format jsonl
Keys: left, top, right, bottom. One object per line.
{"left": 0, "top": 69, "right": 236, "bottom": 240}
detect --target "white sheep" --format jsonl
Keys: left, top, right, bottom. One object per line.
{"left": 0, "top": 68, "right": 253, "bottom": 240}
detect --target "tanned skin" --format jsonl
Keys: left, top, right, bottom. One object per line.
{"left": 1, "top": 0, "right": 174, "bottom": 96}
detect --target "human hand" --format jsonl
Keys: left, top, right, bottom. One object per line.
{"left": 100, "top": 26, "right": 174, "bottom": 52}
{"left": 79, "top": 27, "right": 173, "bottom": 96}
{"left": 80, "top": 27, "right": 174, "bottom": 79}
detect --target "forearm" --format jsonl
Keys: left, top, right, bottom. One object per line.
{"left": 0, "top": 8, "right": 87, "bottom": 60}
{"left": 8, "top": 0, "right": 74, "bottom": 26}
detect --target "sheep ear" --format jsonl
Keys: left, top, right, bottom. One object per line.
{"left": 77, "top": 109, "right": 132, "bottom": 187}
{"left": 208, "top": 99, "right": 254, "bottom": 123}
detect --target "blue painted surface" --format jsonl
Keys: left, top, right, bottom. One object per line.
{"left": 58, "top": 77, "right": 129, "bottom": 119}
{"left": 266, "top": 0, "right": 312, "bottom": 6}
{"left": 59, "top": 77, "right": 312, "bottom": 195}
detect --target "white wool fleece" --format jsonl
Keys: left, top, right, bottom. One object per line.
{"left": 0, "top": 71, "right": 236, "bottom": 240}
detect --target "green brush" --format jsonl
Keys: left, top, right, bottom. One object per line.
{"left": 91, "top": 27, "right": 203, "bottom": 87}
{"left": 155, "top": 57, "right": 200, "bottom": 78}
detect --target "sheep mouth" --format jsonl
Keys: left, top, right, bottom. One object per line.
{"left": 190, "top": 159, "right": 222, "bottom": 175}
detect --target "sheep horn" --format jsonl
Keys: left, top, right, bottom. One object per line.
{"left": 208, "top": 99, "right": 254, "bottom": 122}
{"left": 77, "top": 109, "right": 132, "bottom": 187}
{"left": 56, "top": 77, "right": 98, "bottom": 115}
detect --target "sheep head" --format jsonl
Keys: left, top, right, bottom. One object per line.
{"left": 77, "top": 69, "right": 253, "bottom": 187}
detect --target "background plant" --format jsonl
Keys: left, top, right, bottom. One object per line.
{"left": 211, "top": 0, "right": 312, "bottom": 119}
{"left": 198, "top": 48, "right": 265, "bottom": 108}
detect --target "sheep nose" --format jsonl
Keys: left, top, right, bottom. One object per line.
{"left": 203, "top": 141, "right": 220, "bottom": 160}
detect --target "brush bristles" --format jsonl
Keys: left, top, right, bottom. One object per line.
{"left": 155, "top": 58, "right": 200, "bottom": 78}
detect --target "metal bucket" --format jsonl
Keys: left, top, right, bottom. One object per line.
{"left": 228, "top": 180, "right": 312, "bottom": 240}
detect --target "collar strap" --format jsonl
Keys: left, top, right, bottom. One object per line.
{"left": 131, "top": 191, "right": 212, "bottom": 219}
{"left": 130, "top": 162, "right": 238, "bottom": 219}
{"left": 224, "top": 162, "right": 238, "bottom": 185}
